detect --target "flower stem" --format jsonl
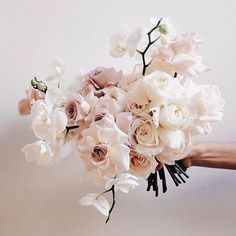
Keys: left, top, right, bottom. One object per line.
{"left": 137, "top": 18, "right": 162, "bottom": 76}
{"left": 65, "top": 125, "right": 80, "bottom": 136}
{"left": 106, "top": 185, "right": 115, "bottom": 223}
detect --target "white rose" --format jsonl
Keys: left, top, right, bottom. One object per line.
{"left": 128, "top": 71, "right": 185, "bottom": 107}
{"left": 191, "top": 85, "right": 225, "bottom": 121}
{"left": 130, "top": 118, "right": 163, "bottom": 157}
{"left": 159, "top": 102, "right": 189, "bottom": 130}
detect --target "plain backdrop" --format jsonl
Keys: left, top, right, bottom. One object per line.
{"left": 0, "top": 0, "right": 236, "bottom": 235}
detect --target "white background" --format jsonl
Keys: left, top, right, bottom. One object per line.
{"left": 0, "top": 0, "right": 236, "bottom": 235}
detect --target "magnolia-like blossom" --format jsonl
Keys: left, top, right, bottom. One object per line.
{"left": 105, "top": 173, "right": 139, "bottom": 193}
{"left": 149, "top": 33, "right": 209, "bottom": 77}
{"left": 79, "top": 194, "right": 110, "bottom": 217}
{"left": 110, "top": 26, "right": 142, "bottom": 58}
{"left": 190, "top": 85, "right": 225, "bottom": 121}
{"left": 77, "top": 116, "right": 130, "bottom": 176}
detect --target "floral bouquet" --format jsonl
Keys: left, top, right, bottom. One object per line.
{"left": 18, "top": 17, "right": 224, "bottom": 222}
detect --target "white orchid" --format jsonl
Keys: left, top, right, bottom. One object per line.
{"left": 46, "top": 58, "right": 65, "bottom": 83}
{"left": 153, "top": 17, "right": 179, "bottom": 44}
{"left": 22, "top": 140, "right": 53, "bottom": 166}
{"left": 31, "top": 100, "right": 67, "bottom": 143}
{"left": 31, "top": 85, "right": 67, "bottom": 144}
{"left": 110, "top": 26, "right": 142, "bottom": 58}
{"left": 79, "top": 193, "right": 110, "bottom": 217}
{"left": 105, "top": 173, "right": 139, "bottom": 193}
{"left": 21, "top": 139, "right": 75, "bottom": 167}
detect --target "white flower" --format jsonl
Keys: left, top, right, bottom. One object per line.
{"left": 157, "top": 17, "right": 179, "bottom": 44}
{"left": 105, "top": 173, "right": 139, "bottom": 193}
{"left": 130, "top": 117, "right": 163, "bottom": 157}
{"left": 190, "top": 85, "right": 225, "bottom": 121}
{"left": 22, "top": 140, "right": 53, "bottom": 166}
{"left": 79, "top": 194, "right": 110, "bottom": 217}
{"left": 159, "top": 102, "right": 189, "bottom": 130}
{"left": 77, "top": 116, "right": 130, "bottom": 176}
{"left": 22, "top": 139, "right": 76, "bottom": 167}
{"left": 46, "top": 58, "right": 65, "bottom": 83}
{"left": 31, "top": 101, "right": 67, "bottom": 143}
{"left": 110, "top": 26, "right": 142, "bottom": 58}
{"left": 128, "top": 71, "right": 185, "bottom": 106}
{"left": 159, "top": 128, "right": 185, "bottom": 150}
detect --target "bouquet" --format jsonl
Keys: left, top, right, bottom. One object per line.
{"left": 18, "top": 17, "right": 225, "bottom": 222}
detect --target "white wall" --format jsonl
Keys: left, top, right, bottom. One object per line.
{"left": 0, "top": 0, "right": 236, "bottom": 235}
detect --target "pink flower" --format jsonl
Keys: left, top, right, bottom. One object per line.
{"left": 85, "top": 96, "right": 124, "bottom": 123}
{"left": 77, "top": 116, "right": 130, "bottom": 177}
{"left": 84, "top": 67, "right": 122, "bottom": 97}
{"left": 18, "top": 88, "right": 45, "bottom": 116}
{"left": 129, "top": 150, "right": 156, "bottom": 178}
{"left": 149, "top": 33, "right": 209, "bottom": 77}
{"left": 65, "top": 94, "right": 90, "bottom": 122}
{"left": 18, "top": 98, "right": 31, "bottom": 115}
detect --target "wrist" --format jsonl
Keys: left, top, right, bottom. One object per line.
{"left": 190, "top": 143, "right": 205, "bottom": 166}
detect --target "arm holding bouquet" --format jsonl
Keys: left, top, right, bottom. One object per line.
{"left": 182, "top": 143, "right": 236, "bottom": 170}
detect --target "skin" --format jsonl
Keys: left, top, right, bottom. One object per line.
{"left": 181, "top": 142, "right": 236, "bottom": 170}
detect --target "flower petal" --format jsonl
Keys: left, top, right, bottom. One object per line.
{"left": 52, "top": 109, "right": 67, "bottom": 134}
{"left": 159, "top": 128, "right": 185, "bottom": 150}
{"left": 21, "top": 143, "right": 37, "bottom": 162}
{"left": 110, "top": 144, "right": 130, "bottom": 171}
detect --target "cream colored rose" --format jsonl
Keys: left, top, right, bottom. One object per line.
{"left": 159, "top": 103, "right": 189, "bottom": 130}
{"left": 191, "top": 85, "right": 225, "bottom": 121}
{"left": 130, "top": 118, "right": 163, "bottom": 157}
{"left": 134, "top": 119, "right": 159, "bottom": 146}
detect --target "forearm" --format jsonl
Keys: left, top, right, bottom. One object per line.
{"left": 184, "top": 142, "right": 236, "bottom": 170}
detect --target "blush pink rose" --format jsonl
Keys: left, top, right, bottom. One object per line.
{"left": 129, "top": 150, "right": 155, "bottom": 178}
{"left": 84, "top": 67, "right": 122, "bottom": 97}
{"left": 65, "top": 94, "right": 90, "bottom": 122}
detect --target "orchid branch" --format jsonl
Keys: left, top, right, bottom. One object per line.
{"left": 65, "top": 125, "right": 80, "bottom": 136}
{"left": 137, "top": 17, "right": 162, "bottom": 76}
{"left": 105, "top": 185, "right": 115, "bottom": 223}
